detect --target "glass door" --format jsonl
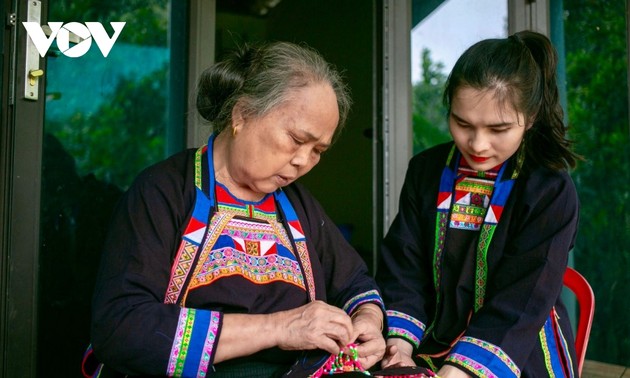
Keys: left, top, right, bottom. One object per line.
{"left": 37, "top": 1, "right": 187, "bottom": 376}
{"left": 0, "top": 0, "right": 187, "bottom": 376}
{"left": 553, "top": 0, "right": 630, "bottom": 366}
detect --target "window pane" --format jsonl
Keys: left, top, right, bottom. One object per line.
{"left": 411, "top": 0, "right": 507, "bottom": 154}
{"left": 558, "top": 0, "right": 630, "bottom": 366}
{"left": 38, "top": 1, "right": 178, "bottom": 374}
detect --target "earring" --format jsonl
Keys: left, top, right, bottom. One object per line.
{"left": 512, "top": 138, "right": 526, "bottom": 179}
{"left": 232, "top": 127, "right": 238, "bottom": 137}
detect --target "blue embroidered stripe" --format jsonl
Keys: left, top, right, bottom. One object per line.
{"left": 181, "top": 310, "right": 212, "bottom": 378}
{"left": 447, "top": 337, "right": 519, "bottom": 378}
{"left": 274, "top": 190, "right": 300, "bottom": 231}
{"left": 190, "top": 188, "right": 211, "bottom": 228}
{"left": 541, "top": 313, "right": 575, "bottom": 378}
{"left": 386, "top": 310, "right": 425, "bottom": 345}
{"left": 343, "top": 290, "right": 384, "bottom": 314}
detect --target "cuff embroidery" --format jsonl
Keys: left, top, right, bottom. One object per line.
{"left": 446, "top": 336, "right": 520, "bottom": 378}
{"left": 386, "top": 310, "right": 426, "bottom": 348}
{"left": 343, "top": 289, "right": 385, "bottom": 314}
{"left": 167, "top": 308, "right": 222, "bottom": 377}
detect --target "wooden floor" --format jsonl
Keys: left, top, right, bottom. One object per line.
{"left": 583, "top": 360, "right": 630, "bottom": 378}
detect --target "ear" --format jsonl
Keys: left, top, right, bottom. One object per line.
{"left": 231, "top": 100, "right": 245, "bottom": 129}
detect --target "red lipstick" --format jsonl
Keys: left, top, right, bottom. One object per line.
{"left": 470, "top": 155, "right": 489, "bottom": 163}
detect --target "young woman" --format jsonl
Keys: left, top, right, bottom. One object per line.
{"left": 377, "top": 31, "right": 581, "bottom": 378}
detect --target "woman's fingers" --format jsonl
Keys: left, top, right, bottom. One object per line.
{"left": 354, "top": 337, "right": 386, "bottom": 369}
{"left": 381, "top": 343, "right": 415, "bottom": 368}
{"left": 276, "top": 301, "right": 354, "bottom": 353}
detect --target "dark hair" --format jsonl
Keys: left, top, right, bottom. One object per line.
{"left": 443, "top": 30, "right": 581, "bottom": 171}
{"left": 196, "top": 41, "right": 351, "bottom": 141}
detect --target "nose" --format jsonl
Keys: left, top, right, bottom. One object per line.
{"left": 291, "top": 146, "right": 310, "bottom": 167}
{"left": 469, "top": 130, "right": 490, "bottom": 153}
{"left": 291, "top": 146, "right": 320, "bottom": 168}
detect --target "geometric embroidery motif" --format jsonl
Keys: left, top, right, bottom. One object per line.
{"left": 450, "top": 176, "right": 496, "bottom": 231}
{"left": 187, "top": 212, "right": 305, "bottom": 291}
{"left": 165, "top": 240, "right": 199, "bottom": 304}
{"left": 188, "top": 247, "right": 305, "bottom": 290}
{"left": 245, "top": 240, "right": 260, "bottom": 255}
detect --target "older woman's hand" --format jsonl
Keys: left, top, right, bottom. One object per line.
{"left": 273, "top": 300, "right": 354, "bottom": 355}
{"left": 349, "top": 304, "right": 385, "bottom": 369}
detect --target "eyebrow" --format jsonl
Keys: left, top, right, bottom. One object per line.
{"left": 450, "top": 112, "right": 516, "bottom": 128}
{"left": 299, "top": 129, "right": 332, "bottom": 149}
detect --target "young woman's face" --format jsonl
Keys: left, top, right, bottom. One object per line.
{"left": 229, "top": 82, "right": 339, "bottom": 196}
{"left": 449, "top": 87, "right": 530, "bottom": 171}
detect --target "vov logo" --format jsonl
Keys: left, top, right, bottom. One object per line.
{"left": 22, "top": 22, "right": 126, "bottom": 58}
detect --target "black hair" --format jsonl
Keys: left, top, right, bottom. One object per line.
{"left": 443, "top": 30, "right": 581, "bottom": 171}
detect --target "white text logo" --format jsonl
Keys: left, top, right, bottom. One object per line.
{"left": 22, "top": 22, "right": 126, "bottom": 58}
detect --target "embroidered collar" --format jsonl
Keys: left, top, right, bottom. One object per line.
{"left": 433, "top": 144, "right": 521, "bottom": 317}
{"left": 203, "top": 133, "right": 317, "bottom": 301}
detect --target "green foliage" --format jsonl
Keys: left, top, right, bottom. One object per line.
{"left": 46, "top": 65, "right": 168, "bottom": 189}
{"left": 411, "top": 3, "right": 630, "bottom": 365}
{"left": 412, "top": 48, "right": 450, "bottom": 154}
{"left": 564, "top": 0, "right": 630, "bottom": 366}
{"left": 48, "top": 0, "right": 169, "bottom": 46}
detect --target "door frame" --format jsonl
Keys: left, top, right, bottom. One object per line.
{"left": 1, "top": 0, "right": 48, "bottom": 375}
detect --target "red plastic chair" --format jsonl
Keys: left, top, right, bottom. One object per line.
{"left": 563, "top": 267, "right": 595, "bottom": 376}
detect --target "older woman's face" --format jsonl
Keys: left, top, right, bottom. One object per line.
{"left": 449, "top": 87, "right": 529, "bottom": 171}
{"left": 230, "top": 82, "right": 339, "bottom": 195}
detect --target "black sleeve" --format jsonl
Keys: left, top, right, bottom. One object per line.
{"left": 90, "top": 150, "right": 198, "bottom": 375}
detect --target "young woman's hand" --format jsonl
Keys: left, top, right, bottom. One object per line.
{"left": 381, "top": 338, "right": 415, "bottom": 368}
{"left": 437, "top": 364, "right": 472, "bottom": 378}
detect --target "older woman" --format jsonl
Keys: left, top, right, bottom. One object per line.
{"left": 87, "top": 42, "right": 385, "bottom": 377}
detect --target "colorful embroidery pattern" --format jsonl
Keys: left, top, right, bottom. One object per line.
{"left": 386, "top": 310, "right": 426, "bottom": 348}
{"left": 389, "top": 328, "right": 422, "bottom": 349}
{"left": 166, "top": 240, "right": 200, "bottom": 304}
{"left": 450, "top": 174, "right": 495, "bottom": 231}
{"left": 183, "top": 198, "right": 306, "bottom": 290}
{"left": 276, "top": 190, "right": 317, "bottom": 302}
{"left": 164, "top": 134, "right": 327, "bottom": 375}
{"left": 215, "top": 184, "right": 277, "bottom": 222}
{"left": 189, "top": 247, "right": 305, "bottom": 288}
{"left": 223, "top": 217, "right": 288, "bottom": 256}
{"left": 433, "top": 211, "right": 449, "bottom": 294}
{"left": 447, "top": 336, "right": 520, "bottom": 378}
{"left": 168, "top": 308, "right": 196, "bottom": 376}
{"left": 474, "top": 224, "right": 495, "bottom": 311}
{"left": 164, "top": 146, "right": 214, "bottom": 305}
{"left": 539, "top": 309, "right": 576, "bottom": 378}
{"left": 343, "top": 290, "right": 384, "bottom": 314}
{"left": 167, "top": 308, "right": 221, "bottom": 377}
{"left": 197, "top": 312, "right": 220, "bottom": 377}
{"left": 293, "top": 239, "right": 315, "bottom": 300}
{"left": 446, "top": 353, "right": 496, "bottom": 378}
{"left": 433, "top": 147, "right": 518, "bottom": 314}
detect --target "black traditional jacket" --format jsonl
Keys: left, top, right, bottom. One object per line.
{"left": 377, "top": 142, "right": 580, "bottom": 377}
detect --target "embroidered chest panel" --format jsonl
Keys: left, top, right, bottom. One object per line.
{"left": 449, "top": 164, "right": 498, "bottom": 231}
{"left": 186, "top": 185, "right": 305, "bottom": 292}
